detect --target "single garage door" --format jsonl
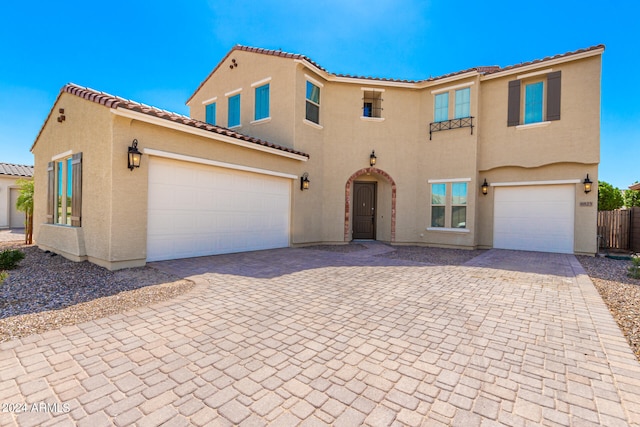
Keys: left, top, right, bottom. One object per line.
{"left": 147, "top": 157, "right": 291, "bottom": 261}
{"left": 493, "top": 184, "right": 575, "bottom": 253}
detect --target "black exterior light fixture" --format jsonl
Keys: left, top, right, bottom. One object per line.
{"left": 128, "top": 139, "right": 142, "bottom": 170}
{"left": 583, "top": 174, "right": 593, "bottom": 194}
{"left": 300, "top": 172, "right": 310, "bottom": 190}
{"left": 369, "top": 150, "right": 377, "bottom": 167}
{"left": 481, "top": 178, "right": 489, "bottom": 195}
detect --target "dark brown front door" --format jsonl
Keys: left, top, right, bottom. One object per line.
{"left": 353, "top": 182, "right": 376, "bottom": 239}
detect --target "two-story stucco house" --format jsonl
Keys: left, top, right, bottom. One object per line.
{"left": 31, "top": 44, "right": 603, "bottom": 270}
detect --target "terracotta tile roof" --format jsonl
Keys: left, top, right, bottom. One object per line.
{"left": 37, "top": 84, "right": 309, "bottom": 158}
{"left": 486, "top": 44, "right": 606, "bottom": 74}
{"left": 0, "top": 163, "right": 34, "bottom": 177}
{"left": 630, "top": 183, "right": 640, "bottom": 191}
{"left": 188, "top": 44, "right": 604, "bottom": 100}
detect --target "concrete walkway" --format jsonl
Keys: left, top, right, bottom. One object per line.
{"left": 0, "top": 228, "right": 25, "bottom": 242}
{"left": 1, "top": 244, "right": 640, "bottom": 426}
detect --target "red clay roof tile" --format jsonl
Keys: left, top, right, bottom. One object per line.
{"left": 54, "top": 84, "right": 309, "bottom": 159}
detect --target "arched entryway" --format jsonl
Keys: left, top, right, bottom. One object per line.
{"left": 344, "top": 167, "right": 396, "bottom": 242}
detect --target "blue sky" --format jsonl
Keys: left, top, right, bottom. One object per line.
{"left": 1, "top": 0, "right": 637, "bottom": 189}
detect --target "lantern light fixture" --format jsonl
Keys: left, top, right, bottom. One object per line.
{"left": 583, "top": 174, "right": 593, "bottom": 194}
{"left": 128, "top": 139, "right": 142, "bottom": 171}
{"left": 300, "top": 172, "right": 310, "bottom": 190}
{"left": 369, "top": 150, "right": 377, "bottom": 167}
{"left": 481, "top": 178, "right": 489, "bottom": 195}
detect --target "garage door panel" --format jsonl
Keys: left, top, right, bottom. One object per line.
{"left": 147, "top": 157, "right": 291, "bottom": 261}
{"left": 494, "top": 185, "right": 574, "bottom": 254}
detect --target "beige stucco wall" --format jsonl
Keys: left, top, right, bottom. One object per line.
{"left": 33, "top": 92, "right": 114, "bottom": 263}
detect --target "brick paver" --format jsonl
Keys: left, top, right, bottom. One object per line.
{"left": 1, "top": 244, "right": 640, "bottom": 426}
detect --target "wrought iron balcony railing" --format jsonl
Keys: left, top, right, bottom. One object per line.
{"left": 429, "top": 116, "right": 474, "bottom": 140}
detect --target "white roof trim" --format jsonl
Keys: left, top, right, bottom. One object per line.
{"left": 491, "top": 179, "right": 581, "bottom": 187}
{"left": 110, "top": 108, "right": 308, "bottom": 162}
{"left": 481, "top": 48, "right": 604, "bottom": 81}
{"left": 144, "top": 148, "right": 298, "bottom": 180}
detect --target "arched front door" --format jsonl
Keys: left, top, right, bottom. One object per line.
{"left": 353, "top": 182, "right": 376, "bottom": 239}
{"left": 344, "top": 167, "right": 396, "bottom": 242}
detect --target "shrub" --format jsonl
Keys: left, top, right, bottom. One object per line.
{"left": 0, "top": 249, "right": 25, "bottom": 270}
{"left": 0, "top": 270, "right": 6, "bottom": 285}
{"left": 629, "top": 254, "right": 640, "bottom": 279}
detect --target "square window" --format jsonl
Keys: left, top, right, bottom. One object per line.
{"left": 254, "top": 83, "right": 270, "bottom": 121}
{"left": 362, "top": 90, "right": 382, "bottom": 118}
{"left": 434, "top": 93, "right": 449, "bottom": 122}
{"left": 429, "top": 181, "right": 468, "bottom": 229}
{"left": 306, "top": 81, "right": 320, "bottom": 124}
{"left": 228, "top": 94, "right": 241, "bottom": 127}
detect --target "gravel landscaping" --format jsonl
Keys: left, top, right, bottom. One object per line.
{"left": 0, "top": 242, "right": 193, "bottom": 342}
{"left": 578, "top": 254, "right": 640, "bottom": 361}
{"left": 1, "top": 240, "right": 638, "bottom": 363}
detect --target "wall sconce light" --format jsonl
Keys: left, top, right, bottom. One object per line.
{"left": 128, "top": 139, "right": 142, "bottom": 170}
{"left": 369, "top": 150, "right": 377, "bottom": 167}
{"left": 481, "top": 178, "right": 489, "bottom": 195}
{"left": 300, "top": 172, "right": 310, "bottom": 190}
{"left": 583, "top": 174, "right": 593, "bottom": 194}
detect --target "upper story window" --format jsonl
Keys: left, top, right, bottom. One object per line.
{"left": 306, "top": 81, "right": 320, "bottom": 124}
{"left": 524, "top": 82, "right": 543, "bottom": 124}
{"left": 434, "top": 93, "right": 449, "bottom": 122}
{"left": 362, "top": 89, "right": 383, "bottom": 118}
{"left": 228, "top": 93, "right": 241, "bottom": 128}
{"left": 254, "top": 83, "right": 270, "bottom": 121}
{"left": 454, "top": 88, "right": 470, "bottom": 119}
{"left": 508, "top": 70, "right": 561, "bottom": 127}
{"left": 47, "top": 152, "right": 82, "bottom": 227}
{"left": 205, "top": 102, "right": 216, "bottom": 125}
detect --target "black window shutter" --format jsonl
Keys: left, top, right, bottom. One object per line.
{"left": 71, "top": 152, "right": 82, "bottom": 227}
{"left": 507, "top": 80, "right": 521, "bottom": 126}
{"left": 46, "top": 162, "right": 54, "bottom": 224}
{"left": 546, "top": 71, "right": 561, "bottom": 121}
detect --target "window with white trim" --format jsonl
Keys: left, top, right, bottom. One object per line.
{"left": 430, "top": 181, "right": 467, "bottom": 229}
{"left": 47, "top": 153, "right": 82, "bottom": 227}
{"left": 306, "top": 81, "right": 320, "bottom": 124}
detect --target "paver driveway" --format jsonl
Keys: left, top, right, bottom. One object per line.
{"left": 1, "top": 243, "right": 640, "bottom": 426}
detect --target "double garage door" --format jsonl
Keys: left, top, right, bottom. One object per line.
{"left": 147, "top": 157, "right": 291, "bottom": 262}
{"left": 493, "top": 184, "right": 575, "bottom": 254}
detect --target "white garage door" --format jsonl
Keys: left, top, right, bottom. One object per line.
{"left": 493, "top": 185, "right": 575, "bottom": 253}
{"left": 147, "top": 157, "right": 291, "bottom": 261}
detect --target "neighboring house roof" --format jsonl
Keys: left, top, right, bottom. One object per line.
{"left": 187, "top": 44, "right": 605, "bottom": 103}
{"left": 32, "top": 84, "right": 309, "bottom": 159}
{"left": 0, "top": 163, "right": 34, "bottom": 178}
{"left": 630, "top": 183, "right": 640, "bottom": 191}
